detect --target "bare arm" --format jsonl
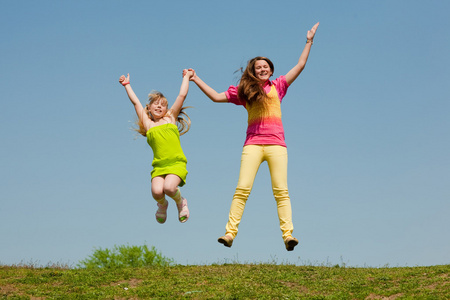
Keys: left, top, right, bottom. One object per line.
{"left": 187, "top": 69, "right": 228, "bottom": 103}
{"left": 170, "top": 70, "right": 192, "bottom": 117}
{"left": 119, "top": 74, "right": 151, "bottom": 127}
{"left": 285, "top": 22, "right": 319, "bottom": 86}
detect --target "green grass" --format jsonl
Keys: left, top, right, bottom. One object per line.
{"left": 1, "top": 264, "right": 449, "bottom": 299}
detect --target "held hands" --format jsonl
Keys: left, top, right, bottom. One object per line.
{"left": 306, "top": 22, "right": 320, "bottom": 42}
{"left": 119, "top": 73, "right": 130, "bottom": 86}
{"left": 182, "top": 68, "right": 196, "bottom": 81}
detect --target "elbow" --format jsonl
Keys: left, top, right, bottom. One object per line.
{"left": 211, "top": 95, "right": 226, "bottom": 103}
{"left": 297, "top": 61, "right": 306, "bottom": 72}
{"left": 300, "top": 61, "right": 308, "bottom": 70}
{"left": 210, "top": 92, "right": 227, "bottom": 103}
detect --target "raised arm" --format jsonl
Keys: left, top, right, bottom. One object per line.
{"left": 119, "top": 73, "right": 150, "bottom": 126}
{"left": 186, "top": 69, "right": 228, "bottom": 103}
{"left": 170, "top": 70, "right": 192, "bottom": 117}
{"left": 285, "top": 22, "right": 319, "bottom": 86}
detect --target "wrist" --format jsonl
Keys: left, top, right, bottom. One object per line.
{"left": 122, "top": 82, "right": 130, "bottom": 86}
{"left": 306, "top": 39, "right": 313, "bottom": 45}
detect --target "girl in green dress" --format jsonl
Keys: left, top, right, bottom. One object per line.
{"left": 119, "top": 70, "right": 193, "bottom": 224}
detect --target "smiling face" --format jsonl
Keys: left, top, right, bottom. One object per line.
{"left": 254, "top": 59, "right": 273, "bottom": 82}
{"left": 148, "top": 99, "right": 168, "bottom": 120}
{"left": 147, "top": 91, "right": 169, "bottom": 121}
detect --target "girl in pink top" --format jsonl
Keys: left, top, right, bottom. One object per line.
{"left": 187, "top": 22, "right": 319, "bottom": 251}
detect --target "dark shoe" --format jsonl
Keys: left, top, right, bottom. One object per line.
{"left": 218, "top": 235, "right": 233, "bottom": 247}
{"left": 284, "top": 236, "right": 299, "bottom": 251}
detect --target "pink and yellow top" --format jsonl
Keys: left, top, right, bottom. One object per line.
{"left": 225, "top": 75, "right": 289, "bottom": 147}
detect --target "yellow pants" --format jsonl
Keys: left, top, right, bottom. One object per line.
{"left": 225, "top": 145, "right": 294, "bottom": 240}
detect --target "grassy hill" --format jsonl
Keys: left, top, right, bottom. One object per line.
{"left": 1, "top": 264, "right": 449, "bottom": 299}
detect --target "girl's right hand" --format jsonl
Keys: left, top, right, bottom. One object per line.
{"left": 188, "top": 68, "right": 197, "bottom": 81}
{"left": 119, "top": 73, "right": 130, "bottom": 86}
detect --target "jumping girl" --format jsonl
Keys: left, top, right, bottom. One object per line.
{"left": 119, "top": 70, "right": 193, "bottom": 224}
{"left": 186, "top": 22, "right": 319, "bottom": 250}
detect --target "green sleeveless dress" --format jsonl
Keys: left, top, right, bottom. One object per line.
{"left": 146, "top": 123, "right": 188, "bottom": 186}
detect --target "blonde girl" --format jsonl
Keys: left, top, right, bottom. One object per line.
{"left": 186, "top": 23, "right": 319, "bottom": 250}
{"left": 119, "top": 70, "right": 193, "bottom": 224}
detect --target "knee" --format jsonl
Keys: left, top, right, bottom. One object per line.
{"left": 163, "top": 184, "right": 178, "bottom": 197}
{"left": 234, "top": 187, "right": 251, "bottom": 200}
{"left": 273, "top": 188, "right": 289, "bottom": 201}
{"left": 152, "top": 189, "right": 165, "bottom": 201}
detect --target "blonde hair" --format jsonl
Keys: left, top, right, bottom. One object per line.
{"left": 134, "top": 91, "right": 191, "bottom": 136}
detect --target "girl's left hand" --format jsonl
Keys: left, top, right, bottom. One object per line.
{"left": 307, "top": 22, "right": 320, "bottom": 40}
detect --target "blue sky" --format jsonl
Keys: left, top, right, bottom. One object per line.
{"left": 1, "top": 1, "right": 449, "bottom": 267}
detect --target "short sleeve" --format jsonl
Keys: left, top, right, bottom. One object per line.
{"left": 272, "top": 75, "right": 289, "bottom": 101}
{"left": 225, "top": 85, "right": 246, "bottom": 106}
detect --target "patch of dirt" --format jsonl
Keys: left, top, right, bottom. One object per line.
{"left": 365, "top": 293, "right": 404, "bottom": 300}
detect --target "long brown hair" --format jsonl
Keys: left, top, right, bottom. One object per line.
{"left": 237, "top": 56, "right": 274, "bottom": 104}
{"left": 135, "top": 91, "right": 191, "bottom": 136}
